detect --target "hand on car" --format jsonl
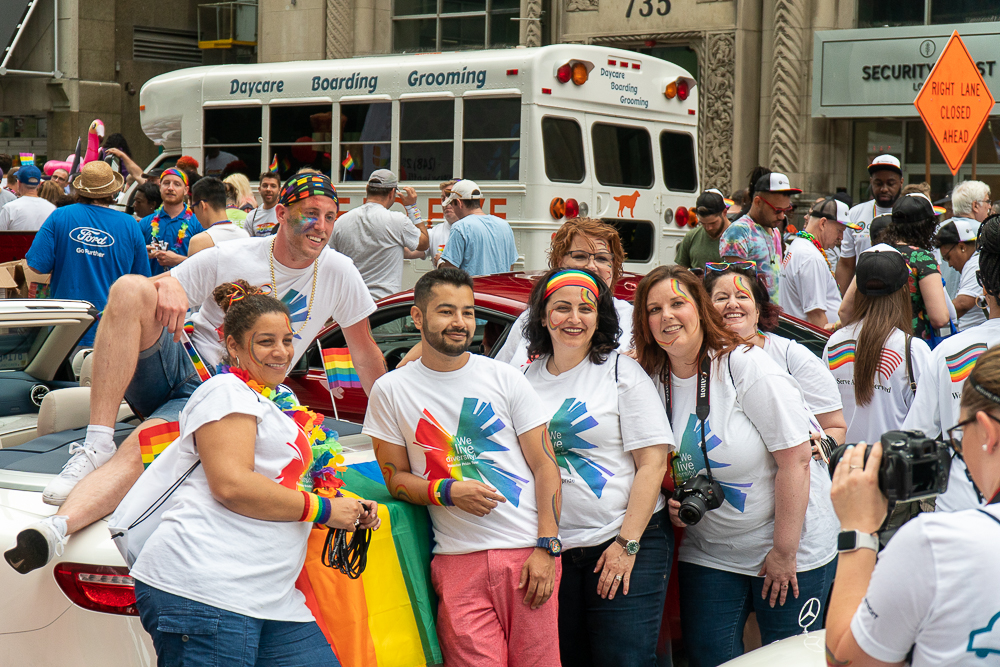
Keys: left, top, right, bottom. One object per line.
{"left": 451, "top": 480, "right": 506, "bottom": 517}
{"left": 518, "top": 548, "right": 556, "bottom": 609}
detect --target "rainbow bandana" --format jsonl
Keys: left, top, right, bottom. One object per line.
{"left": 279, "top": 173, "right": 339, "bottom": 207}
{"left": 161, "top": 167, "right": 188, "bottom": 187}
{"left": 544, "top": 269, "right": 600, "bottom": 304}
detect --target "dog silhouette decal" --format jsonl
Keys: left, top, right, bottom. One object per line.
{"left": 614, "top": 191, "right": 640, "bottom": 217}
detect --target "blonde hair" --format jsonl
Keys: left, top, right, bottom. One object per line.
{"left": 223, "top": 173, "right": 255, "bottom": 208}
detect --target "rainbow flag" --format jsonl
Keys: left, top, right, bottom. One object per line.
{"left": 139, "top": 421, "right": 180, "bottom": 469}
{"left": 322, "top": 346, "right": 362, "bottom": 389}
{"left": 342, "top": 152, "right": 355, "bottom": 171}
{"left": 269, "top": 154, "right": 279, "bottom": 172}
{"left": 827, "top": 340, "right": 856, "bottom": 370}
{"left": 946, "top": 343, "right": 988, "bottom": 383}
{"left": 18, "top": 152, "right": 34, "bottom": 166}
{"left": 180, "top": 326, "right": 213, "bottom": 383}
{"left": 299, "top": 463, "right": 442, "bottom": 667}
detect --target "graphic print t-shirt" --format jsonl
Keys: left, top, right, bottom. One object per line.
{"left": 824, "top": 322, "right": 931, "bottom": 445}
{"left": 524, "top": 352, "right": 672, "bottom": 549}
{"left": 363, "top": 354, "right": 549, "bottom": 554}
{"left": 129, "top": 374, "right": 315, "bottom": 622}
{"left": 719, "top": 214, "right": 782, "bottom": 302}
{"left": 246, "top": 205, "right": 278, "bottom": 237}
{"left": 172, "top": 237, "right": 376, "bottom": 369}
{"left": 656, "top": 346, "right": 836, "bottom": 575}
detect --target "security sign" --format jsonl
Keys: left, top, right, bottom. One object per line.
{"left": 914, "top": 31, "right": 996, "bottom": 175}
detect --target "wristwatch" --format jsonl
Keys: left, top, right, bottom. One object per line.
{"left": 615, "top": 534, "right": 640, "bottom": 556}
{"left": 837, "top": 530, "right": 879, "bottom": 553}
{"left": 536, "top": 537, "right": 562, "bottom": 556}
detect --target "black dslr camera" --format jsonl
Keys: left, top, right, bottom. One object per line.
{"left": 672, "top": 475, "right": 724, "bottom": 525}
{"left": 828, "top": 430, "right": 951, "bottom": 502}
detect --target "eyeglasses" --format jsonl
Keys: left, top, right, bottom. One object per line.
{"left": 705, "top": 260, "right": 758, "bottom": 273}
{"left": 941, "top": 244, "right": 955, "bottom": 262}
{"left": 565, "top": 250, "right": 615, "bottom": 267}
{"left": 946, "top": 412, "right": 1000, "bottom": 454}
{"left": 759, "top": 198, "right": 794, "bottom": 215}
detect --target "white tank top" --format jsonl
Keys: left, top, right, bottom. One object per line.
{"left": 205, "top": 223, "right": 250, "bottom": 246}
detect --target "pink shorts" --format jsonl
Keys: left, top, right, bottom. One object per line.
{"left": 430, "top": 548, "right": 561, "bottom": 667}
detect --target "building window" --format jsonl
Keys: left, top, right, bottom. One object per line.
{"left": 203, "top": 107, "right": 261, "bottom": 178}
{"left": 858, "top": 0, "right": 1000, "bottom": 27}
{"left": 393, "top": 0, "right": 520, "bottom": 53}
{"left": 400, "top": 99, "right": 454, "bottom": 182}
{"left": 340, "top": 103, "right": 392, "bottom": 182}
{"left": 269, "top": 105, "right": 333, "bottom": 181}
{"left": 463, "top": 97, "right": 520, "bottom": 181}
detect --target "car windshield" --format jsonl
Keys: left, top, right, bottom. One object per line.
{"left": 0, "top": 325, "right": 53, "bottom": 372}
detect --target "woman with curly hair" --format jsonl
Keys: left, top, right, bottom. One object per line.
{"left": 521, "top": 267, "right": 672, "bottom": 666}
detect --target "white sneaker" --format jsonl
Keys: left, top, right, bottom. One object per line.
{"left": 5, "top": 516, "right": 68, "bottom": 575}
{"left": 42, "top": 442, "right": 115, "bottom": 506}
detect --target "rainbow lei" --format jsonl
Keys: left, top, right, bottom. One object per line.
{"left": 149, "top": 204, "right": 195, "bottom": 253}
{"left": 218, "top": 365, "right": 346, "bottom": 494}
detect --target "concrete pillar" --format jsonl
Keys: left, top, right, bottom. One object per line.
{"left": 732, "top": 0, "right": 763, "bottom": 190}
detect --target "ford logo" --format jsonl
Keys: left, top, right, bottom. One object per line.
{"left": 70, "top": 227, "right": 114, "bottom": 247}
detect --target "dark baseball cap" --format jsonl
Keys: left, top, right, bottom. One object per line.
{"left": 754, "top": 172, "right": 802, "bottom": 195}
{"left": 869, "top": 213, "right": 892, "bottom": 243}
{"left": 16, "top": 165, "right": 41, "bottom": 186}
{"left": 808, "top": 196, "right": 860, "bottom": 229}
{"left": 696, "top": 189, "right": 727, "bottom": 216}
{"left": 935, "top": 218, "right": 979, "bottom": 246}
{"left": 856, "top": 244, "right": 909, "bottom": 296}
{"left": 892, "top": 193, "right": 935, "bottom": 225}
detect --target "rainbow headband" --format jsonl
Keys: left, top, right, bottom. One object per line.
{"left": 544, "top": 269, "right": 601, "bottom": 302}
{"left": 279, "top": 173, "right": 339, "bottom": 207}
{"left": 161, "top": 167, "right": 188, "bottom": 187}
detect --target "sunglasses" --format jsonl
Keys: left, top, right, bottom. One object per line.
{"left": 705, "top": 260, "right": 758, "bottom": 273}
{"left": 759, "top": 198, "right": 794, "bottom": 215}
{"left": 947, "top": 412, "right": 1000, "bottom": 454}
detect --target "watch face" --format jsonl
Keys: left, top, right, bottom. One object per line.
{"left": 550, "top": 538, "right": 562, "bottom": 554}
{"left": 837, "top": 531, "right": 857, "bottom": 551}
{"left": 626, "top": 540, "right": 640, "bottom": 556}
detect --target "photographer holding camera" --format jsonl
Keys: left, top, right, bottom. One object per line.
{"left": 826, "top": 346, "right": 1000, "bottom": 666}
{"left": 633, "top": 266, "right": 838, "bottom": 667}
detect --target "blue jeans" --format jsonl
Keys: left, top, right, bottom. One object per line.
{"left": 678, "top": 557, "right": 838, "bottom": 667}
{"left": 558, "top": 509, "right": 674, "bottom": 667}
{"left": 134, "top": 581, "right": 339, "bottom": 667}
{"left": 126, "top": 327, "right": 202, "bottom": 422}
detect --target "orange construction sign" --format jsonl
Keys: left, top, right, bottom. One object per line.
{"left": 914, "top": 31, "right": 996, "bottom": 175}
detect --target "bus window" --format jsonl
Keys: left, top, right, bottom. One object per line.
{"left": 541, "top": 117, "right": 585, "bottom": 184}
{"left": 270, "top": 105, "right": 333, "bottom": 180}
{"left": 340, "top": 102, "right": 391, "bottom": 182}
{"left": 592, "top": 123, "right": 653, "bottom": 189}
{"left": 463, "top": 97, "right": 520, "bottom": 181}
{"left": 604, "top": 218, "right": 654, "bottom": 263}
{"left": 400, "top": 99, "right": 454, "bottom": 182}
{"left": 203, "top": 107, "right": 262, "bottom": 179}
{"left": 660, "top": 131, "right": 697, "bottom": 192}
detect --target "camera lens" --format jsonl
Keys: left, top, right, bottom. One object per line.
{"left": 678, "top": 497, "right": 708, "bottom": 525}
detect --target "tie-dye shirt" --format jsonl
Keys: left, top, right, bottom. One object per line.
{"left": 719, "top": 214, "right": 783, "bottom": 302}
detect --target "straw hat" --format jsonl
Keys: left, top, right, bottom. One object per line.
{"left": 73, "top": 161, "right": 125, "bottom": 198}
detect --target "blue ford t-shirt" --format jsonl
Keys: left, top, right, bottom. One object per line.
{"left": 138, "top": 206, "right": 196, "bottom": 275}
{"left": 27, "top": 203, "right": 150, "bottom": 346}
{"left": 439, "top": 213, "right": 518, "bottom": 276}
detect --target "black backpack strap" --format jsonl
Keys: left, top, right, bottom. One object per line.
{"left": 615, "top": 351, "right": 621, "bottom": 383}
{"left": 905, "top": 334, "right": 916, "bottom": 394}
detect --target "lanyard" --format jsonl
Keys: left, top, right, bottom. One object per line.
{"left": 663, "top": 355, "right": 715, "bottom": 484}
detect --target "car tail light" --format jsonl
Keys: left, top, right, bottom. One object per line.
{"left": 556, "top": 64, "right": 572, "bottom": 84}
{"left": 54, "top": 563, "right": 139, "bottom": 616}
{"left": 571, "top": 62, "right": 588, "bottom": 85}
{"left": 550, "top": 197, "right": 566, "bottom": 219}
{"left": 675, "top": 206, "right": 689, "bottom": 227}
{"left": 565, "top": 198, "right": 580, "bottom": 218}
{"left": 677, "top": 79, "right": 690, "bottom": 101}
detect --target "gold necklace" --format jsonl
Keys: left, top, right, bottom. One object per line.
{"left": 269, "top": 237, "right": 320, "bottom": 336}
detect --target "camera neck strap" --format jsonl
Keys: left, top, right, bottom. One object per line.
{"left": 663, "top": 354, "right": 715, "bottom": 484}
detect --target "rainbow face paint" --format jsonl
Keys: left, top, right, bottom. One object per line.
{"left": 732, "top": 274, "right": 754, "bottom": 300}
{"left": 580, "top": 287, "right": 598, "bottom": 309}
{"left": 668, "top": 279, "right": 691, "bottom": 303}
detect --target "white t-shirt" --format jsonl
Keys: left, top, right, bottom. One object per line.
{"left": 425, "top": 220, "right": 452, "bottom": 265}
{"left": 246, "top": 205, "right": 278, "bottom": 237}
{"left": 524, "top": 352, "right": 672, "bottom": 549}
{"left": 763, "top": 333, "right": 842, "bottom": 418}
{"left": 204, "top": 222, "right": 250, "bottom": 246}
{"left": 0, "top": 188, "right": 15, "bottom": 208}
{"left": 824, "top": 322, "right": 931, "bottom": 445}
{"left": 957, "top": 253, "right": 987, "bottom": 331}
{"left": 851, "top": 505, "right": 1000, "bottom": 666}
{"left": 0, "top": 195, "right": 55, "bottom": 231}
{"left": 494, "top": 297, "right": 634, "bottom": 368}
{"left": 362, "top": 353, "right": 549, "bottom": 555}
{"left": 172, "top": 236, "right": 376, "bottom": 369}
{"left": 842, "top": 200, "right": 892, "bottom": 259}
{"left": 130, "top": 374, "right": 315, "bottom": 622}
{"left": 204, "top": 150, "right": 240, "bottom": 176}
{"left": 330, "top": 202, "right": 422, "bottom": 301}
{"left": 903, "top": 317, "right": 1000, "bottom": 512}
{"left": 656, "top": 346, "right": 837, "bottom": 575}
{"left": 779, "top": 237, "right": 842, "bottom": 323}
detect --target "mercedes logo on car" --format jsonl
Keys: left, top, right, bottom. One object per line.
{"left": 798, "top": 597, "right": 822, "bottom": 633}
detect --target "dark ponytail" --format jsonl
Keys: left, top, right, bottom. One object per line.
{"left": 979, "top": 215, "right": 1000, "bottom": 299}
{"left": 211, "top": 280, "right": 289, "bottom": 363}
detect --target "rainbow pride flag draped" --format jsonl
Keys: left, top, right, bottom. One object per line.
{"left": 300, "top": 462, "right": 442, "bottom": 667}
{"left": 138, "top": 421, "right": 180, "bottom": 469}
{"left": 181, "top": 325, "right": 213, "bottom": 383}
{"left": 321, "top": 347, "right": 362, "bottom": 389}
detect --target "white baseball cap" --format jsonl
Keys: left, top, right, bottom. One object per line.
{"left": 441, "top": 179, "right": 482, "bottom": 206}
{"left": 868, "top": 154, "right": 902, "bottom": 176}
{"left": 754, "top": 172, "right": 802, "bottom": 195}
{"left": 936, "top": 218, "right": 980, "bottom": 245}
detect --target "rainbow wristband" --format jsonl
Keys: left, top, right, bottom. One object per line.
{"left": 300, "top": 491, "right": 333, "bottom": 524}
{"left": 428, "top": 479, "right": 455, "bottom": 506}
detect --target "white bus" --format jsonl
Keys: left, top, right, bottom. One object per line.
{"left": 138, "top": 44, "right": 700, "bottom": 281}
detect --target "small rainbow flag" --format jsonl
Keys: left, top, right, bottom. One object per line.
{"left": 342, "top": 152, "right": 355, "bottom": 171}
{"left": 139, "top": 421, "right": 181, "bottom": 469}
{"left": 18, "top": 152, "right": 34, "bottom": 166}
{"left": 269, "top": 154, "right": 279, "bottom": 172}
{"left": 827, "top": 340, "right": 856, "bottom": 370}
{"left": 946, "top": 343, "right": 988, "bottom": 383}
{"left": 321, "top": 346, "right": 362, "bottom": 389}
{"left": 933, "top": 205, "right": 947, "bottom": 216}
{"left": 180, "top": 326, "right": 213, "bottom": 383}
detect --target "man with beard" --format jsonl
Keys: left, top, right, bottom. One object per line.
{"left": 7, "top": 173, "right": 385, "bottom": 575}
{"left": 246, "top": 171, "right": 281, "bottom": 236}
{"left": 139, "top": 168, "right": 196, "bottom": 274}
{"left": 720, "top": 169, "right": 802, "bottom": 302}
{"left": 364, "top": 268, "right": 563, "bottom": 666}
{"left": 675, "top": 188, "right": 731, "bottom": 271}
{"left": 835, "top": 155, "right": 904, "bottom": 294}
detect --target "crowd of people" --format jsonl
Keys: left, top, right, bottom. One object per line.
{"left": 0, "top": 148, "right": 998, "bottom": 667}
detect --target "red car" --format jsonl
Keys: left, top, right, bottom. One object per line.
{"left": 284, "top": 271, "right": 831, "bottom": 424}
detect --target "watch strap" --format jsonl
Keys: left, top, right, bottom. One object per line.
{"left": 838, "top": 530, "right": 879, "bottom": 553}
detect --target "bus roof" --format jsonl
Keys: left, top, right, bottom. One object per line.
{"left": 140, "top": 44, "right": 696, "bottom": 147}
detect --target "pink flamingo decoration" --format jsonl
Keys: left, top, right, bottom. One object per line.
{"left": 44, "top": 118, "right": 105, "bottom": 176}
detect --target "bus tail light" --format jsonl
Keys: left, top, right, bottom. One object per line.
{"left": 664, "top": 82, "right": 677, "bottom": 99}
{"left": 565, "top": 199, "right": 580, "bottom": 218}
{"left": 677, "top": 78, "right": 690, "bottom": 101}
{"left": 550, "top": 197, "right": 566, "bottom": 219}
{"left": 688, "top": 208, "right": 698, "bottom": 226}
{"left": 555, "top": 60, "right": 594, "bottom": 86}
{"left": 572, "top": 63, "right": 588, "bottom": 85}
{"left": 663, "top": 208, "right": 674, "bottom": 224}
{"left": 675, "top": 206, "right": 689, "bottom": 227}
{"left": 556, "top": 64, "right": 572, "bottom": 84}
{"left": 54, "top": 563, "right": 139, "bottom": 616}
{"left": 665, "top": 77, "right": 695, "bottom": 101}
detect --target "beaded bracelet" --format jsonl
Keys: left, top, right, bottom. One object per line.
{"left": 300, "top": 491, "right": 333, "bottom": 524}
{"left": 428, "top": 479, "right": 455, "bottom": 506}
